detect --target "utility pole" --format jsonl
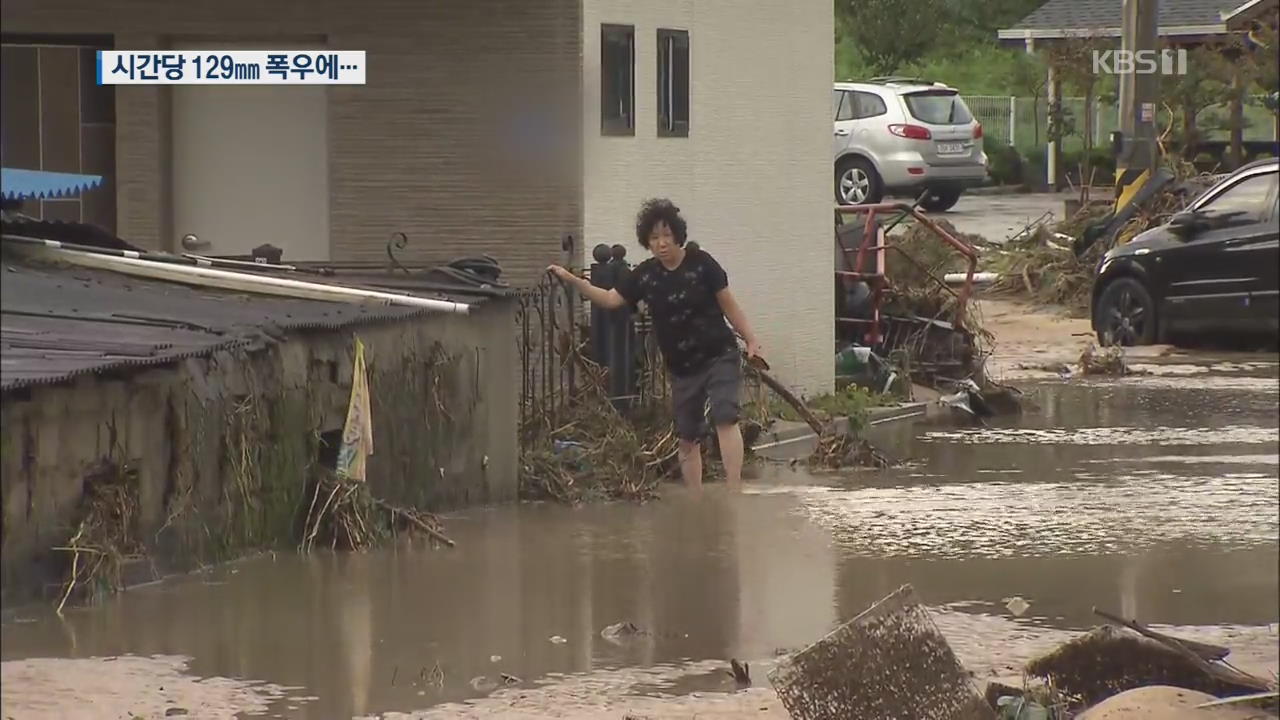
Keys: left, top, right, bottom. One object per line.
{"left": 1113, "top": 0, "right": 1161, "bottom": 212}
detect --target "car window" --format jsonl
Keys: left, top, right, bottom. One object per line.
{"left": 833, "top": 90, "right": 845, "bottom": 120}
{"left": 903, "top": 91, "right": 974, "bottom": 125}
{"left": 852, "top": 91, "right": 888, "bottom": 119}
{"left": 1196, "top": 171, "right": 1278, "bottom": 221}
{"left": 835, "top": 91, "right": 855, "bottom": 121}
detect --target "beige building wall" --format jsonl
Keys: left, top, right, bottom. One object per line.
{"left": 581, "top": 0, "right": 835, "bottom": 395}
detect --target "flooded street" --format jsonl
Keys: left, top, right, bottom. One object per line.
{"left": 3, "top": 354, "right": 1277, "bottom": 719}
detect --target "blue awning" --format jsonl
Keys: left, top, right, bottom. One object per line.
{"left": 2, "top": 168, "right": 105, "bottom": 200}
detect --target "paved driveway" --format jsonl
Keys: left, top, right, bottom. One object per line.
{"left": 887, "top": 190, "right": 1074, "bottom": 244}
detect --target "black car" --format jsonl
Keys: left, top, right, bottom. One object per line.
{"left": 1091, "top": 158, "right": 1279, "bottom": 346}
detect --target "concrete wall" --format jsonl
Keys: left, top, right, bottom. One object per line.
{"left": 0, "top": 300, "right": 518, "bottom": 607}
{"left": 0, "top": 0, "right": 583, "bottom": 287}
{"left": 581, "top": 0, "right": 835, "bottom": 395}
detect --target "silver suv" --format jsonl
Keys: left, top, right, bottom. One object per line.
{"left": 833, "top": 78, "right": 987, "bottom": 212}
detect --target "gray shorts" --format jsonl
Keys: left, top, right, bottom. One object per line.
{"left": 670, "top": 349, "right": 743, "bottom": 441}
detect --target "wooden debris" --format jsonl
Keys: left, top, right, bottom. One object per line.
{"left": 745, "top": 357, "right": 894, "bottom": 471}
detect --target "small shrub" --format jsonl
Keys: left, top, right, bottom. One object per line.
{"left": 984, "top": 138, "right": 1024, "bottom": 186}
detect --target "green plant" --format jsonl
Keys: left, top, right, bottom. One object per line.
{"left": 748, "top": 383, "right": 893, "bottom": 433}
{"left": 984, "top": 137, "right": 1024, "bottom": 186}
{"left": 1060, "top": 147, "right": 1115, "bottom": 186}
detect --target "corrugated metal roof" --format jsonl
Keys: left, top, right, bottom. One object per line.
{"left": 0, "top": 260, "right": 484, "bottom": 392}
{"left": 1002, "top": 0, "right": 1241, "bottom": 33}
{"left": 2, "top": 168, "right": 104, "bottom": 200}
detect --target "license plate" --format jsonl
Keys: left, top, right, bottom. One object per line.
{"left": 937, "top": 142, "right": 965, "bottom": 154}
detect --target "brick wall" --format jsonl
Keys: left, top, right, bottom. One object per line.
{"left": 0, "top": 0, "right": 583, "bottom": 288}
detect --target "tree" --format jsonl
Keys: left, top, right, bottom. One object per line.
{"left": 1161, "top": 22, "right": 1276, "bottom": 169}
{"left": 1161, "top": 43, "right": 1233, "bottom": 161}
{"left": 1045, "top": 34, "right": 1115, "bottom": 199}
{"left": 1009, "top": 51, "right": 1048, "bottom": 146}
{"left": 944, "top": 0, "right": 1046, "bottom": 47}
{"left": 836, "top": 0, "right": 951, "bottom": 76}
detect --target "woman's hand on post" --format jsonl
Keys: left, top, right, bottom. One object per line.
{"left": 547, "top": 264, "right": 576, "bottom": 283}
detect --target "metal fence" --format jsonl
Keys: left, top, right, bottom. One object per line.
{"left": 963, "top": 94, "right": 1276, "bottom": 154}
{"left": 514, "top": 269, "right": 667, "bottom": 447}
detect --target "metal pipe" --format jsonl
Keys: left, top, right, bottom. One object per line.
{"left": 15, "top": 243, "right": 471, "bottom": 314}
{"left": 838, "top": 202, "right": 981, "bottom": 331}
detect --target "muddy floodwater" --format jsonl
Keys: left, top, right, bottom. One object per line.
{"left": 3, "top": 355, "right": 1278, "bottom": 719}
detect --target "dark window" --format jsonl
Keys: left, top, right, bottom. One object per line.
{"left": 1, "top": 36, "right": 116, "bottom": 232}
{"left": 657, "top": 28, "right": 689, "bottom": 137}
{"left": 835, "top": 91, "right": 855, "bottom": 121}
{"left": 903, "top": 90, "right": 974, "bottom": 125}
{"left": 1198, "top": 171, "right": 1279, "bottom": 222}
{"left": 601, "top": 24, "right": 635, "bottom": 136}
{"left": 852, "top": 91, "right": 888, "bottom": 119}
{"left": 835, "top": 90, "right": 886, "bottom": 121}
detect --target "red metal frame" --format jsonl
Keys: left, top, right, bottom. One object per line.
{"left": 835, "top": 202, "right": 979, "bottom": 345}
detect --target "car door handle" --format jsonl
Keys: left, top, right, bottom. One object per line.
{"left": 834, "top": 129, "right": 850, "bottom": 137}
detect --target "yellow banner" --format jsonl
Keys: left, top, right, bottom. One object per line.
{"left": 336, "top": 336, "right": 373, "bottom": 482}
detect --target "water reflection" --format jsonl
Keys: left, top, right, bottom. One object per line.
{"left": 0, "top": 376, "right": 1275, "bottom": 719}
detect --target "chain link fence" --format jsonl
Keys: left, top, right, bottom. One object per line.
{"left": 963, "top": 94, "right": 1276, "bottom": 155}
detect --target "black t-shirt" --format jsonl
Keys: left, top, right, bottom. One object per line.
{"left": 616, "top": 247, "right": 737, "bottom": 377}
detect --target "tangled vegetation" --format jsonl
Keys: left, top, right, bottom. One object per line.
{"left": 986, "top": 207, "right": 1111, "bottom": 313}
{"left": 987, "top": 161, "right": 1222, "bottom": 314}
{"left": 54, "top": 457, "right": 145, "bottom": 614}
{"left": 301, "top": 470, "right": 453, "bottom": 552}
{"left": 518, "top": 345, "right": 680, "bottom": 504}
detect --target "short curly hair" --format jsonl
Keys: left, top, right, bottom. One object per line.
{"left": 634, "top": 198, "right": 688, "bottom": 249}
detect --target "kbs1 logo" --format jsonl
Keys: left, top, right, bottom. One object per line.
{"left": 1092, "top": 49, "right": 1189, "bottom": 75}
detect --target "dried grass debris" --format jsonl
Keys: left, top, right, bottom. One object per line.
{"left": 1026, "top": 624, "right": 1273, "bottom": 708}
{"left": 518, "top": 345, "right": 679, "bottom": 504}
{"left": 54, "top": 459, "right": 145, "bottom": 614}
{"left": 301, "top": 470, "right": 453, "bottom": 553}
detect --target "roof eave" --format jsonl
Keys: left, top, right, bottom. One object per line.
{"left": 997, "top": 23, "right": 1232, "bottom": 40}
{"left": 1221, "top": 0, "right": 1279, "bottom": 28}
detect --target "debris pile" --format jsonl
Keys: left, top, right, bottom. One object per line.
{"left": 519, "top": 399, "right": 678, "bottom": 504}
{"left": 1023, "top": 609, "right": 1276, "bottom": 713}
{"left": 886, "top": 219, "right": 974, "bottom": 296}
{"left": 747, "top": 356, "right": 896, "bottom": 471}
{"left": 987, "top": 164, "right": 1223, "bottom": 312}
{"left": 884, "top": 218, "right": 992, "bottom": 339}
{"left": 54, "top": 459, "right": 145, "bottom": 614}
{"left": 770, "top": 589, "right": 1277, "bottom": 720}
{"left": 300, "top": 470, "right": 454, "bottom": 552}
{"left": 987, "top": 206, "right": 1111, "bottom": 312}
{"left": 519, "top": 347, "right": 679, "bottom": 503}
{"left": 809, "top": 433, "right": 894, "bottom": 470}
{"left": 1025, "top": 624, "right": 1273, "bottom": 709}
{"left": 1077, "top": 342, "right": 1137, "bottom": 376}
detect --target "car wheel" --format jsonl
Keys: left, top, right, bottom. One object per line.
{"left": 918, "top": 187, "right": 962, "bottom": 212}
{"left": 1094, "top": 277, "right": 1158, "bottom": 346}
{"left": 835, "top": 157, "right": 883, "bottom": 206}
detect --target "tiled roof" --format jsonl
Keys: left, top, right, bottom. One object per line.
{"left": 1000, "top": 0, "right": 1251, "bottom": 36}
